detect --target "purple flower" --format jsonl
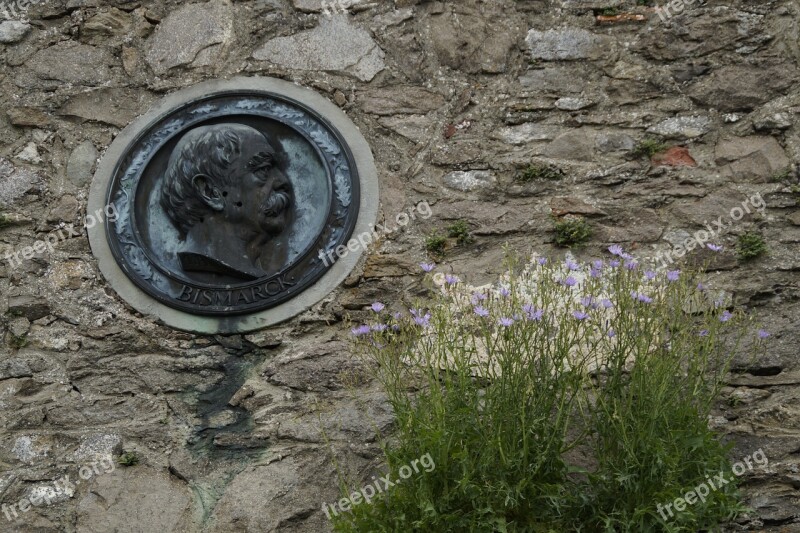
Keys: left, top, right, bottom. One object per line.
{"left": 609, "top": 260, "right": 621, "bottom": 268}
{"left": 499, "top": 287, "right": 511, "bottom": 298}
{"left": 474, "top": 306, "right": 489, "bottom": 317}
{"left": 420, "top": 262, "right": 436, "bottom": 272}
{"left": 471, "top": 292, "right": 487, "bottom": 304}
{"left": 601, "top": 298, "right": 613, "bottom": 309}
{"left": 372, "top": 324, "right": 388, "bottom": 332}
{"left": 371, "top": 302, "right": 385, "bottom": 312}
{"left": 522, "top": 304, "right": 543, "bottom": 321}
{"left": 414, "top": 313, "right": 431, "bottom": 327}
{"left": 697, "top": 282, "right": 706, "bottom": 291}
{"left": 719, "top": 311, "right": 733, "bottom": 322}
{"left": 565, "top": 259, "right": 580, "bottom": 271}
{"left": 698, "top": 329, "right": 709, "bottom": 337}
{"left": 498, "top": 317, "right": 515, "bottom": 327}
{"left": 644, "top": 270, "right": 656, "bottom": 280}
{"left": 351, "top": 325, "right": 371, "bottom": 336}
{"left": 393, "top": 312, "right": 403, "bottom": 320}
{"left": 592, "top": 260, "right": 604, "bottom": 270}
{"left": 445, "top": 274, "right": 460, "bottom": 285}
{"left": 608, "top": 329, "right": 616, "bottom": 338}
{"left": 624, "top": 260, "right": 638, "bottom": 270}
{"left": 707, "top": 244, "right": 723, "bottom": 252}
{"left": 757, "top": 329, "right": 770, "bottom": 339}
{"left": 572, "top": 310, "right": 589, "bottom": 320}
{"left": 631, "top": 291, "right": 653, "bottom": 304}
{"left": 590, "top": 267, "right": 602, "bottom": 278}
{"left": 537, "top": 257, "right": 548, "bottom": 265}
{"left": 562, "top": 276, "right": 578, "bottom": 287}
{"left": 581, "top": 296, "right": 599, "bottom": 309}
{"left": 608, "top": 244, "right": 625, "bottom": 257}
{"left": 666, "top": 270, "right": 681, "bottom": 282}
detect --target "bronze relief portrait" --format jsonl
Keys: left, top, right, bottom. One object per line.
{"left": 160, "top": 124, "right": 294, "bottom": 281}
{"left": 103, "top": 92, "right": 361, "bottom": 316}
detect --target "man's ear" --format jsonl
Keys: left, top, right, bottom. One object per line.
{"left": 192, "top": 174, "right": 225, "bottom": 211}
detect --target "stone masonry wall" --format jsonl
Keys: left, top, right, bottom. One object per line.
{"left": 0, "top": 0, "right": 799, "bottom": 531}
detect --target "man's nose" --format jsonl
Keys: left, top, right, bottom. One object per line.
{"left": 272, "top": 170, "right": 291, "bottom": 192}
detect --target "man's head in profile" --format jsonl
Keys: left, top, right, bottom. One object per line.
{"left": 160, "top": 124, "right": 294, "bottom": 281}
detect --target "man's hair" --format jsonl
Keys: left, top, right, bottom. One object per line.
{"left": 160, "top": 124, "right": 285, "bottom": 239}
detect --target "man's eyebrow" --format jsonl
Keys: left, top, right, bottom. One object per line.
{"left": 248, "top": 151, "right": 274, "bottom": 169}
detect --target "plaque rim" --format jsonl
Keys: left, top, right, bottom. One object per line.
{"left": 88, "top": 76, "right": 379, "bottom": 334}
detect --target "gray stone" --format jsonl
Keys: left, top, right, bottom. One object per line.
{"left": 0, "top": 158, "right": 40, "bottom": 207}
{"left": 292, "top": 0, "right": 373, "bottom": 12}
{"left": 145, "top": 0, "right": 233, "bottom": 75}
{"left": 26, "top": 42, "right": 114, "bottom": 85}
{"left": 526, "top": 28, "right": 611, "bottom": 61}
{"left": 555, "top": 97, "right": 594, "bottom": 111}
{"left": 7, "top": 295, "right": 51, "bottom": 321}
{"left": 647, "top": 115, "right": 711, "bottom": 139}
{"left": 75, "top": 466, "right": 194, "bottom": 533}
{"left": 0, "top": 21, "right": 30, "bottom": 43}
{"left": 561, "top": 0, "right": 623, "bottom": 7}
{"left": 73, "top": 434, "right": 122, "bottom": 461}
{"left": 8, "top": 316, "right": 30, "bottom": 338}
{"left": 689, "top": 65, "right": 795, "bottom": 112}
{"left": 520, "top": 67, "right": 587, "bottom": 94}
{"left": 544, "top": 129, "right": 596, "bottom": 161}
{"left": 47, "top": 194, "right": 80, "bottom": 223}
{"left": 378, "top": 114, "right": 434, "bottom": 143}
{"left": 253, "top": 15, "right": 385, "bottom": 82}
{"left": 208, "top": 446, "right": 367, "bottom": 533}
{"left": 715, "top": 136, "right": 790, "bottom": 182}
{"left": 595, "top": 132, "right": 635, "bottom": 153}
{"left": 66, "top": 141, "right": 99, "bottom": 189}
{"left": 59, "top": 88, "right": 157, "bottom": 128}
{"left": 15, "top": 142, "right": 41, "bottom": 164}
{"left": 427, "top": 7, "right": 517, "bottom": 74}
{"left": 443, "top": 170, "right": 496, "bottom": 192}
{"left": 82, "top": 8, "right": 132, "bottom": 39}
{"left": 359, "top": 86, "right": 445, "bottom": 115}
{"left": 7, "top": 106, "right": 50, "bottom": 127}
{"left": 493, "top": 123, "right": 561, "bottom": 145}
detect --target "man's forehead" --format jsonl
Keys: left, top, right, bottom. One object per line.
{"left": 239, "top": 132, "right": 276, "bottom": 159}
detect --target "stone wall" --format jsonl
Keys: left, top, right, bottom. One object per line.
{"left": 0, "top": 0, "right": 799, "bottom": 531}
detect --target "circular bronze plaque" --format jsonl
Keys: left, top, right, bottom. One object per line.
{"left": 88, "top": 77, "right": 378, "bottom": 332}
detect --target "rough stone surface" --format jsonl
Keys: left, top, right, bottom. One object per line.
{"left": 526, "top": 28, "right": 611, "bottom": 61}
{"left": 443, "top": 170, "right": 496, "bottom": 192}
{"left": 145, "top": 0, "right": 233, "bottom": 75}
{"left": 715, "top": 136, "right": 791, "bottom": 181}
{"left": 253, "top": 15, "right": 385, "bottom": 82}
{"left": 24, "top": 42, "right": 115, "bottom": 86}
{"left": 59, "top": 88, "right": 157, "bottom": 128}
{"left": 647, "top": 115, "right": 711, "bottom": 139}
{"left": 0, "top": 21, "right": 30, "bottom": 43}
{"left": 66, "top": 141, "right": 99, "bottom": 189}
{"left": 0, "top": 0, "right": 798, "bottom": 531}
{"left": 0, "top": 158, "right": 40, "bottom": 207}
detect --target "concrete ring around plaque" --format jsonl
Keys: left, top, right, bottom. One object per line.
{"left": 88, "top": 76, "right": 379, "bottom": 334}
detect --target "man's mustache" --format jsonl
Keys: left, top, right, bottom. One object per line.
{"left": 261, "top": 188, "right": 292, "bottom": 218}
